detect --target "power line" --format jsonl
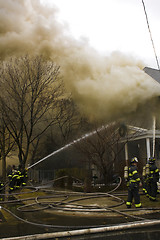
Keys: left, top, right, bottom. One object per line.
{"left": 141, "top": 0, "right": 160, "bottom": 70}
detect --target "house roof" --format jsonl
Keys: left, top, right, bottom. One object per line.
{"left": 122, "top": 125, "right": 160, "bottom": 141}
{"left": 143, "top": 67, "right": 160, "bottom": 84}
{"left": 129, "top": 129, "right": 160, "bottom": 141}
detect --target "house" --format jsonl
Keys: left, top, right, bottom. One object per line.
{"left": 144, "top": 67, "right": 160, "bottom": 84}
{"left": 121, "top": 67, "right": 160, "bottom": 171}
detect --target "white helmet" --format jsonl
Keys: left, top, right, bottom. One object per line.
{"left": 131, "top": 157, "right": 138, "bottom": 163}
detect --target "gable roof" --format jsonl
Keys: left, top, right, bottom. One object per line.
{"left": 143, "top": 67, "right": 160, "bottom": 84}
{"left": 129, "top": 129, "right": 160, "bottom": 141}
{"left": 121, "top": 125, "right": 160, "bottom": 141}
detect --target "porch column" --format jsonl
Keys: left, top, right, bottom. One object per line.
{"left": 125, "top": 143, "right": 129, "bottom": 166}
{"left": 146, "top": 138, "right": 150, "bottom": 161}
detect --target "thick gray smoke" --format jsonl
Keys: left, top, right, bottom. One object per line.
{"left": 1, "top": 0, "right": 160, "bottom": 122}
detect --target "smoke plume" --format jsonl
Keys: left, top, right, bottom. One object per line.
{"left": 1, "top": 0, "right": 160, "bottom": 122}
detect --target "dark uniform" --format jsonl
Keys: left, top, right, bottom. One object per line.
{"left": 126, "top": 157, "right": 142, "bottom": 208}
{"left": 0, "top": 182, "right": 4, "bottom": 201}
{"left": 21, "top": 168, "right": 28, "bottom": 187}
{"left": 147, "top": 157, "right": 159, "bottom": 201}
{"left": 8, "top": 165, "right": 19, "bottom": 192}
{"left": 8, "top": 165, "right": 15, "bottom": 192}
{"left": 16, "top": 167, "right": 23, "bottom": 189}
{"left": 142, "top": 166, "right": 148, "bottom": 195}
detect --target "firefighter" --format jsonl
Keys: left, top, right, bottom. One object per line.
{"left": 142, "top": 165, "right": 147, "bottom": 195}
{"left": 126, "top": 157, "right": 142, "bottom": 208}
{"left": 0, "top": 181, "right": 4, "bottom": 201}
{"left": 147, "top": 157, "right": 159, "bottom": 201}
{"left": 8, "top": 165, "right": 19, "bottom": 192}
{"left": 143, "top": 162, "right": 150, "bottom": 198}
{"left": 8, "top": 165, "right": 15, "bottom": 192}
{"left": 16, "top": 165, "right": 23, "bottom": 189}
{"left": 21, "top": 168, "right": 28, "bottom": 187}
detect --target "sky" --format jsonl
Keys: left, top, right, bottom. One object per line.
{"left": 42, "top": 0, "right": 160, "bottom": 69}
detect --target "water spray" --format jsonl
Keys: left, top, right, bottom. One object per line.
{"left": 28, "top": 125, "right": 108, "bottom": 170}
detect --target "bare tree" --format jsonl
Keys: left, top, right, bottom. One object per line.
{"left": 55, "top": 97, "right": 86, "bottom": 144}
{"left": 0, "top": 55, "right": 64, "bottom": 168}
{"left": 75, "top": 123, "right": 120, "bottom": 184}
{"left": 74, "top": 120, "right": 147, "bottom": 186}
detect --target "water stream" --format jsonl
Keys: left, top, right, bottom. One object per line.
{"left": 28, "top": 125, "right": 107, "bottom": 169}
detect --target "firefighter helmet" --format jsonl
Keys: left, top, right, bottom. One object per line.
{"left": 149, "top": 157, "right": 155, "bottom": 164}
{"left": 131, "top": 157, "right": 138, "bottom": 164}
